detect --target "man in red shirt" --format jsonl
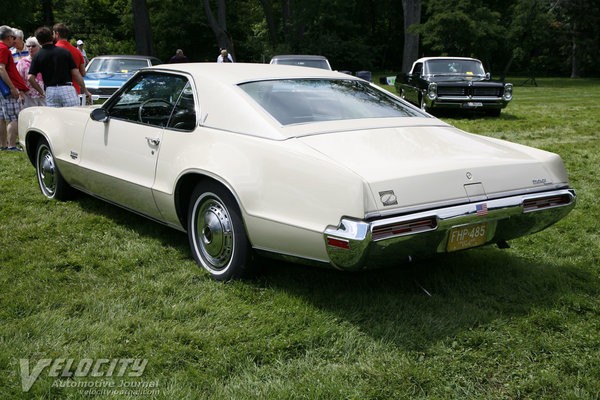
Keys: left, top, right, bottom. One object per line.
{"left": 53, "top": 23, "right": 86, "bottom": 95}
{"left": 0, "top": 26, "right": 28, "bottom": 151}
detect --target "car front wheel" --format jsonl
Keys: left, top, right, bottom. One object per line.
{"left": 35, "top": 138, "right": 73, "bottom": 200}
{"left": 187, "top": 182, "right": 252, "bottom": 280}
{"left": 419, "top": 94, "right": 429, "bottom": 112}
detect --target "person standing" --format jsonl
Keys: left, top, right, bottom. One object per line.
{"left": 0, "top": 26, "right": 27, "bottom": 151}
{"left": 169, "top": 49, "right": 188, "bottom": 63}
{"left": 27, "top": 27, "right": 91, "bottom": 108}
{"left": 10, "top": 28, "right": 28, "bottom": 64}
{"left": 53, "top": 23, "right": 86, "bottom": 95}
{"left": 217, "top": 49, "right": 233, "bottom": 63}
{"left": 76, "top": 40, "right": 87, "bottom": 65}
{"left": 16, "top": 37, "right": 46, "bottom": 108}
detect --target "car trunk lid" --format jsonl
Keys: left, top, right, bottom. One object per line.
{"left": 298, "top": 124, "right": 568, "bottom": 213}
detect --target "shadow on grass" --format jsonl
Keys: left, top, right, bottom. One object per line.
{"left": 73, "top": 193, "right": 595, "bottom": 352}
{"left": 431, "top": 109, "right": 520, "bottom": 120}
{"left": 75, "top": 193, "right": 190, "bottom": 250}
{"left": 251, "top": 248, "right": 595, "bottom": 351}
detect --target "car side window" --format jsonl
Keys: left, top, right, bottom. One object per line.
{"left": 108, "top": 73, "right": 188, "bottom": 128}
{"left": 412, "top": 63, "right": 423, "bottom": 76}
{"left": 167, "top": 82, "right": 197, "bottom": 131}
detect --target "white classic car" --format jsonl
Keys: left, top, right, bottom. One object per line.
{"left": 18, "top": 64, "right": 576, "bottom": 280}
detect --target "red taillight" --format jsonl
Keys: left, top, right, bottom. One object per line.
{"left": 371, "top": 216, "right": 437, "bottom": 241}
{"left": 523, "top": 194, "right": 572, "bottom": 212}
{"left": 327, "top": 237, "right": 350, "bottom": 250}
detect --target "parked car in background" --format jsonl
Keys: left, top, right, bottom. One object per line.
{"left": 395, "top": 57, "right": 513, "bottom": 116}
{"left": 84, "top": 55, "right": 162, "bottom": 100}
{"left": 270, "top": 55, "right": 332, "bottom": 70}
{"left": 19, "top": 64, "right": 575, "bottom": 280}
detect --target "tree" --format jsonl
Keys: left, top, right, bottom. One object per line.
{"left": 401, "top": 0, "right": 421, "bottom": 73}
{"left": 203, "top": 0, "right": 235, "bottom": 59}
{"left": 554, "top": 0, "right": 600, "bottom": 78}
{"left": 132, "top": 0, "right": 154, "bottom": 56}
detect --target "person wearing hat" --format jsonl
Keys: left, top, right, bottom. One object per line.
{"left": 76, "top": 39, "right": 87, "bottom": 65}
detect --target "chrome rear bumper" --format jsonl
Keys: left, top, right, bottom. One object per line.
{"left": 324, "top": 188, "right": 576, "bottom": 270}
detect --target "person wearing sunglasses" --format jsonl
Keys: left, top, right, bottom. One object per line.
{"left": 17, "top": 37, "right": 46, "bottom": 108}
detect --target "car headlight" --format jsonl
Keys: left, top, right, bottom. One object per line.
{"left": 503, "top": 83, "right": 513, "bottom": 101}
{"left": 427, "top": 83, "right": 438, "bottom": 100}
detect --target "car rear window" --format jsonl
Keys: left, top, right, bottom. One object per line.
{"left": 272, "top": 59, "right": 331, "bottom": 70}
{"left": 239, "top": 79, "right": 425, "bottom": 125}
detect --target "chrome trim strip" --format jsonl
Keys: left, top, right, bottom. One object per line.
{"left": 253, "top": 246, "right": 329, "bottom": 265}
{"left": 437, "top": 96, "right": 504, "bottom": 101}
{"left": 364, "top": 185, "right": 570, "bottom": 220}
{"left": 72, "top": 184, "right": 186, "bottom": 232}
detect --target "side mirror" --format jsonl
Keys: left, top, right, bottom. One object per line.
{"left": 485, "top": 72, "right": 491, "bottom": 80}
{"left": 90, "top": 108, "right": 108, "bottom": 122}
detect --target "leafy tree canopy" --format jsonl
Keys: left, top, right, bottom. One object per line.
{"left": 4, "top": 0, "right": 599, "bottom": 77}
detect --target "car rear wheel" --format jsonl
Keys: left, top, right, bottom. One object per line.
{"left": 187, "top": 182, "right": 252, "bottom": 280}
{"left": 35, "top": 138, "right": 73, "bottom": 200}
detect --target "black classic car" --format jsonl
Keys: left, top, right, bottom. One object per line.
{"left": 394, "top": 57, "right": 513, "bottom": 116}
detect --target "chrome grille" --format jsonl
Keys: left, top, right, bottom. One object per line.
{"left": 473, "top": 87, "right": 502, "bottom": 96}
{"left": 438, "top": 87, "right": 466, "bottom": 96}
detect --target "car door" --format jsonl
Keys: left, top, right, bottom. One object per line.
{"left": 406, "top": 62, "right": 423, "bottom": 105}
{"left": 79, "top": 72, "right": 189, "bottom": 218}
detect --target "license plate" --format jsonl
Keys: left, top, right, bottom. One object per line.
{"left": 447, "top": 222, "right": 488, "bottom": 252}
{"left": 462, "top": 102, "right": 483, "bottom": 108}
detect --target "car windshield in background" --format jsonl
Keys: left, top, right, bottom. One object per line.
{"left": 275, "top": 59, "right": 330, "bottom": 70}
{"left": 425, "top": 60, "right": 485, "bottom": 76}
{"left": 87, "top": 58, "right": 149, "bottom": 74}
{"left": 240, "top": 79, "right": 425, "bottom": 125}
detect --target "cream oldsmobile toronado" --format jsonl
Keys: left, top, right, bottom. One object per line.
{"left": 18, "top": 63, "right": 576, "bottom": 280}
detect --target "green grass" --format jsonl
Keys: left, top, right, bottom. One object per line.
{"left": 1, "top": 78, "right": 599, "bottom": 399}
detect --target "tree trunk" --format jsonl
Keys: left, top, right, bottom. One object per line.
{"left": 42, "top": 0, "right": 54, "bottom": 27}
{"left": 203, "top": 0, "right": 235, "bottom": 60}
{"left": 401, "top": 0, "right": 421, "bottom": 73}
{"left": 570, "top": 23, "right": 580, "bottom": 78}
{"left": 132, "top": 0, "right": 154, "bottom": 56}
{"left": 259, "top": 0, "right": 278, "bottom": 46}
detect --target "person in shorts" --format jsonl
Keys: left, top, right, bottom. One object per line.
{"left": 27, "top": 27, "right": 90, "bottom": 107}
{"left": 0, "top": 26, "right": 28, "bottom": 151}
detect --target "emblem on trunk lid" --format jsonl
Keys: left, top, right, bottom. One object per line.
{"left": 379, "top": 190, "right": 398, "bottom": 206}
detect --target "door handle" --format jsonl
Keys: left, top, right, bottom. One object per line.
{"left": 146, "top": 137, "right": 160, "bottom": 146}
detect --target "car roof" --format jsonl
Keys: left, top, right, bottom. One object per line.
{"left": 414, "top": 57, "right": 480, "bottom": 64}
{"left": 138, "top": 63, "right": 368, "bottom": 140}
{"left": 89, "top": 55, "right": 162, "bottom": 61}
{"left": 150, "top": 62, "right": 356, "bottom": 85}
{"left": 271, "top": 55, "right": 329, "bottom": 61}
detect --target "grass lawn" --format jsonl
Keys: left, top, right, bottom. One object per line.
{"left": 1, "top": 78, "right": 599, "bottom": 399}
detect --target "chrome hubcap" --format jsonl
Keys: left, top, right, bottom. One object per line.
{"left": 196, "top": 198, "right": 234, "bottom": 269}
{"left": 39, "top": 148, "right": 56, "bottom": 195}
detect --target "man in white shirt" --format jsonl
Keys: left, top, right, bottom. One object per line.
{"left": 76, "top": 39, "right": 88, "bottom": 65}
{"left": 217, "top": 49, "right": 233, "bottom": 63}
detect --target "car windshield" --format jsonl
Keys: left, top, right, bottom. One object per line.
{"left": 239, "top": 79, "right": 425, "bottom": 125}
{"left": 424, "top": 60, "right": 485, "bottom": 76}
{"left": 87, "top": 58, "right": 149, "bottom": 74}
{"left": 273, "top": 59, "right": 330, "bottom": 70}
